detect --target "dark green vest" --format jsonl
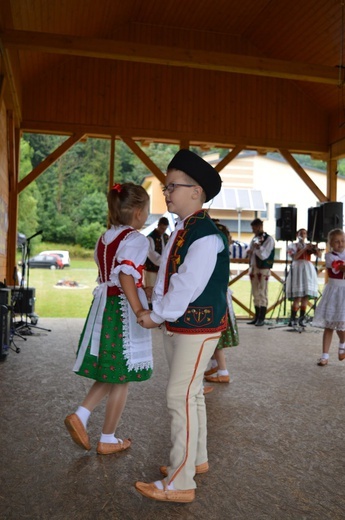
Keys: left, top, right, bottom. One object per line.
{"left": 255, "top": 233, "right": 275, "bottom": 268}
{"left": 145, "top": 229, "right": 169, "bottom": 272}
{"left": 165, "top": 210, "right": 229, "bottom": 334}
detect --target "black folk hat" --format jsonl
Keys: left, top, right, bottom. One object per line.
{"left": 167, "top": 149, "right": 222, "bottom": 203}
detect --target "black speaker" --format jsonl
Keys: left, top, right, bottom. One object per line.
{"left": 276, "top": 207, "right": 297, "bottom": 241}
{"left": 0, "top": 289, "right": 11, "bottom": 361}
{"left": 308, "top": 202, "right": 343, "bottom": 242}
{"left": 10, "top": 287, "right": 36, "bottom": 315}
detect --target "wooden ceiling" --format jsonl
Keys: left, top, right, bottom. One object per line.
{"left": 1, "top": 0, "right": 345, "bottom": 156}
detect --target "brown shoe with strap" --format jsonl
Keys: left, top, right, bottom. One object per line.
{"left": 204, "top": 366, "right": 218, "bottom": 376}
{"left": 204, "top": 374, "right": 230, "bottom": 383}
{"left": 339, "top": 349, "right": 345, "bottom": 361}
{"left": 160, "top": 461, "right": 209, "bottom": 477}
{"left": 64, "top": 413, "right": 91, "bottom": 450}
{"left": 135, "top": 480, "right": 195, "bottom": 503}
{"left": 317, "top": 358, "right": 328, "bottom": 366}
{"left": 97, "top": 438, "right": 131, "bottom": 454}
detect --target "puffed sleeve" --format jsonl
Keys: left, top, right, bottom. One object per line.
{"left": 110, "top": 231, "right": 149, "bottom": 287}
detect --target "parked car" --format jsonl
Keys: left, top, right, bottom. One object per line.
{"left": 28, "top": 254, "right": 63, "bottom": 270}
{"left": 39, "top": 250, "right": 70, "bottom": 267}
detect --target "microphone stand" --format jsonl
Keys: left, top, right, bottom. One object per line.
{"left": 15, "top": 232, "right": 51, "bottom": 335}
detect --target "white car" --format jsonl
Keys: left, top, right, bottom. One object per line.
{"left": 39, "top": 250, "right": 70, "bottom": 267}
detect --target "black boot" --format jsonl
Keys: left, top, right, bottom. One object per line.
{"left": 289, "top": 309, "right": 297, "bottom": 327}
{"left": 247, "top": 306, "right": 259, "bottom": 325}
{"left": 298, "top": 309, "right": 306, "bottom": 327}
{"left": 255, "top": 306, "right": 267, "bottom": 327}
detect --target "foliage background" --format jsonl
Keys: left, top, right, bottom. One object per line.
{"left": 18, "top": 134, "right": 340, "bottom": 253}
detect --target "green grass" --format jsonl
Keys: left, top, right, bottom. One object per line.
{"left": 25, "top": 260, "right": 289, "bottom": 319}
{"left": 27, "top": 263, "right": 98, "bottom": 318}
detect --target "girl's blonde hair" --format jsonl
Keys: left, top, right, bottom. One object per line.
{"left": 107, "top": 183, "right": 149, "bottom": 226}
{"left": 327, "top": 227, "right": 345, "bottom": 245}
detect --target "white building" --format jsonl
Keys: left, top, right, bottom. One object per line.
{"left": 143, "top": 150, "right": 345, "bottom": 260}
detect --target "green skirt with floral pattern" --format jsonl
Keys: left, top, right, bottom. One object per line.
{"left": 74, "top": 295, "right": 152, "bottom": 383}
{"left": 216, "top": 311, "right": 239, "bottom": 349}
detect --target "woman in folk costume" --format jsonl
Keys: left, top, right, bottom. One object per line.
{"left": 286, "top": 228, "right": 320, "bottom": 326}
{"left": 65, "top": 183, "right": 153, "bottom": 454}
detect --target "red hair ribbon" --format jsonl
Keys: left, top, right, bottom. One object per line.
{"left": 112, "top": 183, "right": 122, "bottom": 192}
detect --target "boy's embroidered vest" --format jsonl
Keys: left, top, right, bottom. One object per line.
{"left": 144, "top": 229, "right": 169, "bottom": 272}
{"left": 255, "top": 233, "right": 275, "bottom": 269}
{"left": 164, "top": 210, "right": 229, "bottom": 334}
{"left": 96, "top": 228, "right": 143, "bottom": 296}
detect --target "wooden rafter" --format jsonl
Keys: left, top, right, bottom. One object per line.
{"left": 120, "top": 137, "right": 165, "bottom": 184}
{"left": 279, "top": 149, "right": 328, "bottom": 202}
{"left": 18, "top": 132, "right": 86, "bottom": 193}
{"left": 215, "top": 145, "right": 245, "bottom": 172}
{"left": 0, "top": 29, "right": 340, "bottom": 85}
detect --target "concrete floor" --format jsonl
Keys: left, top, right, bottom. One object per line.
{"left": 1, "top": 317, "right": 345, "bottom": 520}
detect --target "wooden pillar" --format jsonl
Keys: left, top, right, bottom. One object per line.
{"left": 326, "top": 158, "right": 338, "bottom": 201}
{"left": 6, "top": 110, "right": 18, "bottom": 284}
{"left": 108, "top": 135, "right": 116, "bottom": 191}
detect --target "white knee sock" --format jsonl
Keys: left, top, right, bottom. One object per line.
{"left": 76, "top": 406, "right": 91, "bottom": 428}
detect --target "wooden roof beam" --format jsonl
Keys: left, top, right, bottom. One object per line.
{"left": 18, "top": 132, "right": 86, "bottom": 193}
{"left": 279, "top": 148, "right": 328, "bottom": 202}
{"left": 120, "top": 136, "right": 165, "bottom": 184}
{"left": 0, "top": 29, "right": 340, "bottom": 85}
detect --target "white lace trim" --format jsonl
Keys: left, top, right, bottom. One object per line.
{"left": 120, "top": 292, "right": 153, "bottom": 372}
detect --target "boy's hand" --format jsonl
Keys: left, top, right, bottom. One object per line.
{"left": 137, "top": 312, "right": 160, "bottom": 329}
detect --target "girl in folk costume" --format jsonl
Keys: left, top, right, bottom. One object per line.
{"left": 65, "top": 183, "right": 153, "bottom": 454}
{"left": 285, "top": 228, "right": 321, "bottom": 326}
{"left": 204, "top": 220, "right": 239, "bottom": 385}
{"left": 312, "top": 228, "right": 345, "bottom": 366}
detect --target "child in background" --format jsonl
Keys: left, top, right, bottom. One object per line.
{"left": 64, "top": 183, "right": 153, "bottom": 454}
{"left": 205, "top": 220, "right": 239, "bottom": 384}
{"left": 312, "top": 228, "right": 345, "bottom": 366}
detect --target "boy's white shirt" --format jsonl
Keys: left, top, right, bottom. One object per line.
{"left": 151, "top": 216, "right": 225, "bottom": 324}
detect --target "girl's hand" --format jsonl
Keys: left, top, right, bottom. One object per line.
{"left": 137, "top": 313, "right": 160, "bottom": 329}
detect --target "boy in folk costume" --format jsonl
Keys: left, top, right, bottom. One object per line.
{"left": 135, "top": 149, "right": 229, "bottom": 503}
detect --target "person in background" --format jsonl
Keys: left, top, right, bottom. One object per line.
{"left": 312, "top": 228, "right": 345, "bottom": 366}
{"left": 64, "top": 183, "right": 153, "bottom": 455}
{"left": 144, "top": 217, "right": 169, "bottom": 287}
{"left": 204, "top": 220, "right": 239, "bottom": 384}
{"left": 285, "top": 228, "right": 320, "bottom": 326}
{"left": 135, "top": 149, "right": 229, "bottom": 503}
{"left": 246, "top": 218, "right": 275, "bottom": 326}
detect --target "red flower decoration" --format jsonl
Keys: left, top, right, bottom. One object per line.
{"left": 332, "top": 260, "right": 344, "bottom": 271}
{"left": 112, "top": 183, "right": 122, "bottom": 193}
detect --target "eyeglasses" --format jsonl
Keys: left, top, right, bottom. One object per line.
{"left": 162, "top": 183, "right": 197, "bottom": 194}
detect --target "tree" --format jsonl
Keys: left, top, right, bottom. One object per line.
{"left": 18, "top": 140, "right": 41, "bottom": 242}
